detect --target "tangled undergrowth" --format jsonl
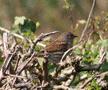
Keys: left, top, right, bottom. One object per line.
{"left": 0, "top": 14, "right": 108, "bottom": 90}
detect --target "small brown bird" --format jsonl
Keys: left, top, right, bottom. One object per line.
{"left": 41, "top": 32, "right": 77, "bottom": 63}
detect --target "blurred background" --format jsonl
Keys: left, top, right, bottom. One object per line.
{"left": 0, "top": 0, "right": 108, "bottom": 35}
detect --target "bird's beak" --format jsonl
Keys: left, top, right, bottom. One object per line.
{"left": 74, "top": 35, "right": 78, "bottom": 38}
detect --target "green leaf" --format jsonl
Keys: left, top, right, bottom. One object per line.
{"left": 12, "top": 16, "right": 37, "bottom": 35}
{"left": 97, "top": 39, "right": 108, "bottom": 47}
{"left": 87, "top": 79, "right": 101, "bottom": 90}
{"left": 20, "top": 19, "right": 36, "bottom": 33}
{"left": 14, "top": 16, "right": 26, "bottom": 26}
{"left": 36, "top": 22, "right": 40, "bottom": 29}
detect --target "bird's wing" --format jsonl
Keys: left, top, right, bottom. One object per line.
{"left": 45, "top": 41, "right": 67, "bottom": 52}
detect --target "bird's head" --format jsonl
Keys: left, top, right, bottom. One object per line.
{"left": 64, "top": 32, "right": 77, "bottom": 42}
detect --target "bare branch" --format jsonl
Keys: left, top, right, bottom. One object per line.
{"left": 80, "top": 0, "right": 96, "bottom": 42}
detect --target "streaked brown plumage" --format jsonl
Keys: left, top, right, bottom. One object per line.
{"left": 41, "top": 32, "right": 77, "bottom": 63}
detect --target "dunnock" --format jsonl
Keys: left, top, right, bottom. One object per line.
{"left": 40, "top": 32, "right": 77, "bottom": 63}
